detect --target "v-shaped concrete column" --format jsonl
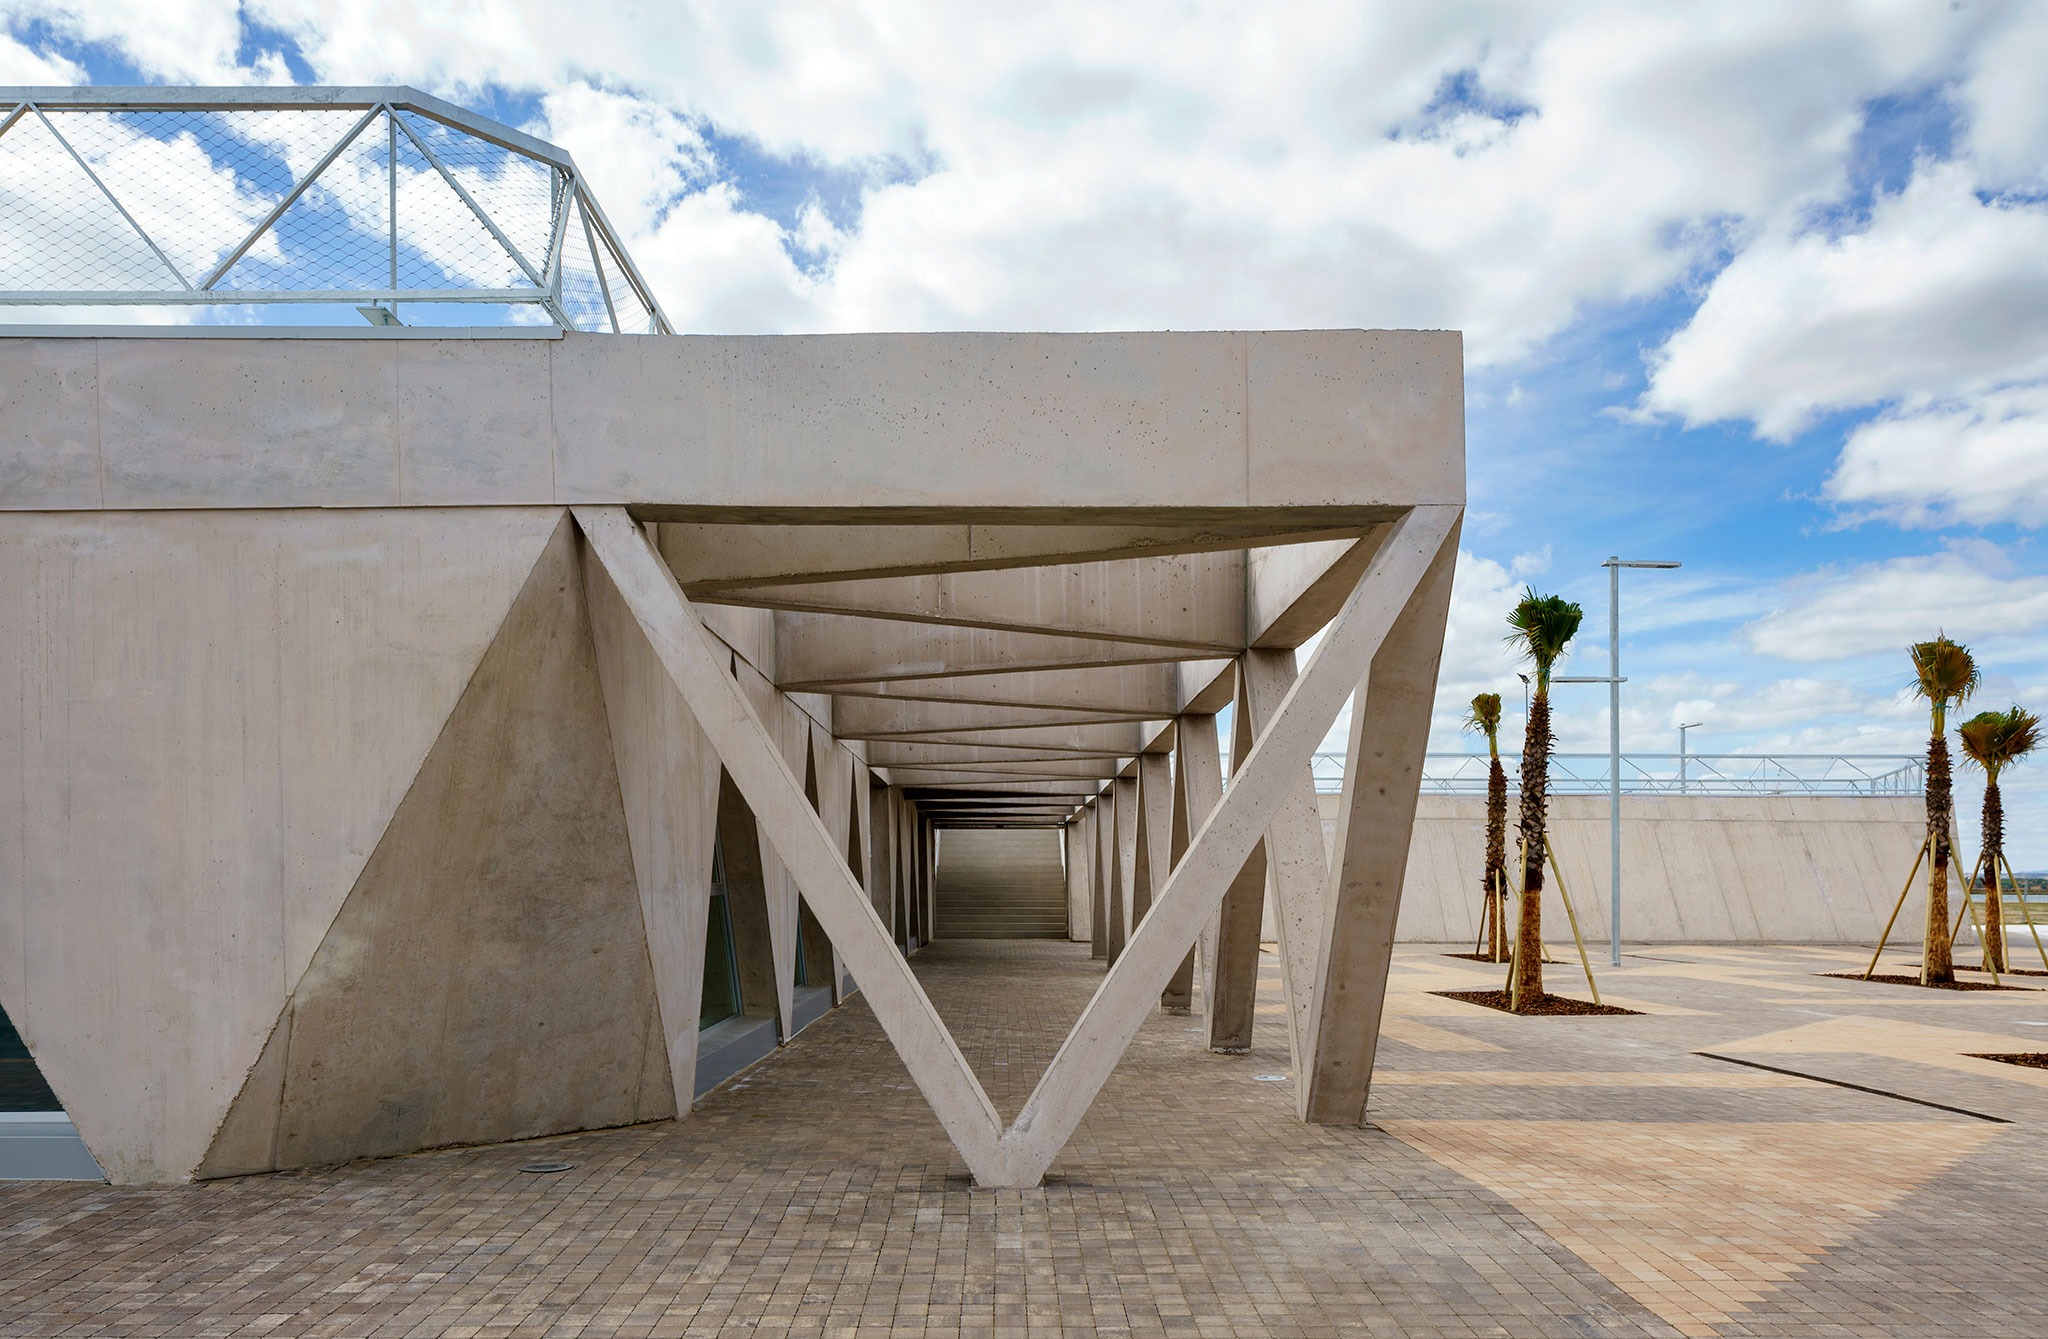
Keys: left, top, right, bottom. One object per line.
{"left": 1164, "top": 714, "right": 1222, "bottom": 1014}
{"left": 578, "top": 502, "right": 1456, "bottom": 1187}
{"left": 1240, "top": 646, "right": 1336, "bottom": 1076}
{"left": 981, "top": 505, "right": 1459, "bottom": 1185}
{"left": 1091, "top": 795, "right": 1113, "bottom": 959}
{"left": 577, "top": 507, "right": 1005, "bottom": 1173}
{"left": 1132, "top": 753, "right": 1174, "bottom": 932}
{"left": 1108, "top": 774, "right": 1138, "bottom": 962}
{"left": 1299, "top": 514, "right": 1460, "bottom": 1124}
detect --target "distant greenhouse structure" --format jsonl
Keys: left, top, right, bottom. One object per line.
{"left": 0, "top": 86, "right": 671, "bottom": 332}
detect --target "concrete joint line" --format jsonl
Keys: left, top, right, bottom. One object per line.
{"left": 577, "top": 503, "right": 1456, "bottom": 1188}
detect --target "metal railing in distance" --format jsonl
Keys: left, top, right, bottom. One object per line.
{"left": 1307, "top": 752, "right": 1925, "bottom": 797}
{"left": 0, "top": 86, "right": 671, "bottom": 333}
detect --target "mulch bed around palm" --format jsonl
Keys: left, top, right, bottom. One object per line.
{"left": 1434, "top": 989, "right": 1643, "bottom": 1016}
{"left": 1442, "top": 952, "right": 1514, "bottom": 963}
{"left": 1970, "top": 1053, "right": 2048, "bottom": 1069}
{"left": 1821, "top": 972, "right": 2034, "bottom": 992}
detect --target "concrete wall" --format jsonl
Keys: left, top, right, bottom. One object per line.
{"left": 0, "top": 330, "right": 1462, "bottom": 516}
{"left": 0, "top": 325, "right": 1465, "bottom": 1185}
{"left": 1323, "top": 794, "right": 1926, "bottom": 945}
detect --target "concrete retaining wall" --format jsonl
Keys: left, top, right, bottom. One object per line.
{"left": 1316, "top": 793, "right": 1927, "bottom": 945}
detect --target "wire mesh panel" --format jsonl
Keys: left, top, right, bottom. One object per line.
{"left": 0, "top": 110, "right": 180, "bottom": 291}
{"left": 0, "top": 87, "right": 671, "bottom": 332}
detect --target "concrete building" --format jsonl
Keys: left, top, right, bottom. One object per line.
{"left": 0, "top": 89, "right": 1465, "bottom": 1187}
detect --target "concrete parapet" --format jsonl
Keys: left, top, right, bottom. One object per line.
{"left": 1324, "top": 793, "right": 1926, "bottom": 945}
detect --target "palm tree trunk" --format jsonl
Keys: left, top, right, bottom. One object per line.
{"left": 1512, "top": 693, "right": 1551, "bottom": 1009}
{"left": 1982, "top": 776, "right": 2006, "bottom": 974}
{"left": 1923, "top": 731, "right": 1955, "bottom": 985}
{"left": 1485, "top": 756, "right": 1509, "bottom": 960}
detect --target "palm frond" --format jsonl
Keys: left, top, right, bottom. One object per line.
{"left": 1909, "top": 635, "right": 1980, "bottom": 708}
{"left": 1505, "top": 588, "right": 1583, "bottom": 677}
{"left": 1464, "top": 692, "right": 1503, "bottom": 738}
{"left": 1959, "top": 706, "right": 2042, "bottom": 774}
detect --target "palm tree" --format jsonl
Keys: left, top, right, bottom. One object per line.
{"left": 1464, "top": 692, "right": 1510, "bottom": 961}
{"left": 1909, "top": 636, "right": 1978, "bottom": 986}
{"left": 1505, "top": 590, "right": 1584, "bottom": 1010}
{"left": 1959, "top": 706, "right": 2041, "bottom": 974}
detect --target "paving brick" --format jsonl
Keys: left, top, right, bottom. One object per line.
{"left": 7, "top": 942, "right": 2048, "bottom": 1335}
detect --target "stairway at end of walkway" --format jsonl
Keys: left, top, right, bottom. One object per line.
{"left": 934, "top": 828, "right": 1069, "bottom": 939}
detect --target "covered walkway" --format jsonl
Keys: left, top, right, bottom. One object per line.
{"left": 10, "top": 941, "right": 2048, "bottom": 1336}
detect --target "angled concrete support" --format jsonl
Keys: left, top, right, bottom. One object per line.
{"left": 1066, "top": 809, "right": 1095, "bottom": 942}
{"left": 1204, "top": 682, "right": 1269, "bottom": 1054}
{"left": 1241, "top": 647, "right": 1334, "bottom": 1075}
{"left": 576, "top": 506, "right": 1007, "bottom": 1176}
{"left": 585, "top": 540, "right": 727, "bottom": 1114}
{"left": 1299, "top": 516, "right": 1461, "bottom": 1125}
{"left": 1132, "top": 753, "right": 1174, "bottom": 934}
{"left": 980, "top": 504, "right": 1460, "bottom": 1186}
{"left": 1091, "top": 796, "right": 1112, "bottom": 960}
{"left": 1108, "top": 774, "right": 1139, "bottom": 964}
{"left": 1164, "top": 714, "right": 1222, "bottom": 1014}
{"left": 714, "top": 773, "right": 783, "bottom": 1034}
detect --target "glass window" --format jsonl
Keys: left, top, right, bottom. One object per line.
{"left": 700, "top": 840, "right": 743, "bottom": 1028}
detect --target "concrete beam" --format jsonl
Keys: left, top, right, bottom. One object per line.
{"left": 664, "top": 521, "right": 1361, "bottom": 589}
{"left": 883, "top": 767, "right": 1110, "bottom": 788}
{"left": 865, "top": 723, "right": 1157, "bottom": 756}
{"left": 1247, "top": 528, "right": 1388, "bottom": 649}
{"left": 773, "top": 612, "right": 1190, "bottom": 689}
{"left": 829, "top": 663, "right": 1207, "bottom": 716}
{"left": 711, "top": 551, "right": 1246, "bottom": 653}
{"left": 4, "top": 331, "right": 1462, "bottom": 515}
{"left": 833, "top": 697, "right": 1165, "bottom": 738}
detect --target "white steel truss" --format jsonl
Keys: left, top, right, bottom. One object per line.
{"left": 0, "top": 86, "right": 672, "bottom": 332}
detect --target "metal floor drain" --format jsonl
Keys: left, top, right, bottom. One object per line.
{"left": 519, "top": 1161, "right": 575, "bottom": 1174}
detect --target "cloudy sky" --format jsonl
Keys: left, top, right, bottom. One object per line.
{"left": 7, "top": 1, "right": 2047, "bottom": 862}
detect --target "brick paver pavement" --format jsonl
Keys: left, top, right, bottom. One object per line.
{"left": 4, "top": 940, "right": 2048, "bottom": 1336}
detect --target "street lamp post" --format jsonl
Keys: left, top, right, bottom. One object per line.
{"left": 1678, "top": 721, "right": 1704, "bottom": 794}
{"left": 1599, "top": 557, "right": 1681, "bottom": 966}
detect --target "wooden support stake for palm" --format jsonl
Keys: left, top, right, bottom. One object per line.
{"left": 1503, "top": 841, "right": 1601, "bottom": 1006}
{"left": 1942, "top": 818, "right": 2001, "bottom": 985}
{"left": 2003, "top": 853, "right": 2048, "bottom": 975}
{"left": 1543, "top": 836, "right": 1602, "bottom": 1006}
{"left": 1864, "top": 836, "right": 1931, "bottom": 980}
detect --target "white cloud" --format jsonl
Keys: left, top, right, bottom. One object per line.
{"left": 1959, "top": 1, "right": 2048, "bottom": 192}
{"left": 1743, "top": 544, "right": 2048, "bottom": 663}
{"left": 1826, "top": 384, "right": 2048, "bottom": 528}
{"left": 38, "top": 2, "right": 1932, "bottom": 358}
{"left": 1641, "top": 163, "right": 2048, "bottom": 439}
{"left": 0, "top": 25, "right": 79, "bottom": 81}
{"left": 2, "top": 0, "right": 285, "bottom": 85}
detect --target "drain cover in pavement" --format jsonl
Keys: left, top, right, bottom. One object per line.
{"left": 519, "top": 1161, "right": 574, "bottom": 1174}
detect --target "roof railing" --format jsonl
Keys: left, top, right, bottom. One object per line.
{"left": 1305, "top": 751, "right": 1926, "bottom": 797}
{"left": 0, "top": 85, "right": 671, "bottom": 333}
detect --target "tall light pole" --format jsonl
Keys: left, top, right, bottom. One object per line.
{"left": 1678, "top": 721, "right": 1704, "bottom": 794}
{"left": 1600, "top": 557, "right": 1681, "bottom": 965}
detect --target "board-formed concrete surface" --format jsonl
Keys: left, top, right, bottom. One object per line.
{"left": 1, "top": 323, "right": 1465, "bottom": 1186}
{"left": 5, "top": 941, "right": 2048, "bottom": 1336}
{"left": 1379, "top": 794, "right": 1927, "bottom": 944}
